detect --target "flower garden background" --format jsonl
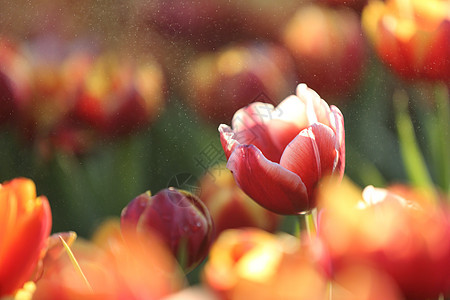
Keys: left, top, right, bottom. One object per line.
{"left": 0, "top": 0, "right": 449, "bottom": 299}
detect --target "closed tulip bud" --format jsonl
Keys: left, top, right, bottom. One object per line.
{"left": 121, "top": 188, "right": 214, "bottom": 273}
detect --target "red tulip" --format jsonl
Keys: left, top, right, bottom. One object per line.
{"left": 0, "top": 178, "right": 52, "bottom": 296}
{"left": 121, "top": 188, "right": 214, "bottom": 272}
{"left": 219, "top": 83, "right": 345, "bottom": 215}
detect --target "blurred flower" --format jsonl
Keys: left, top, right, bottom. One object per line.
{"left": 362, "top": 0, "right": 450, "bottom": 83}
{"left": 281, "top": 4, "right": 366, "bottom": 100}
{"left": 0, "top": 37, "right": 32, "bottom": 126}
{"left": 219, "top": 83, "right": 345, "bottom": 215}
{"left": 330, "top": 263, "right": 404, "bottom": 300}
{"left": 32, "top": 220, "right": 184, "bottom": 299}
{"left": 203, "top": 228, "right": 327, "bottom": 300}
{"left": 121, "top": 188, "right": 214, "bottom": 272}
{"left": 197, "top": 165, "right": 281, "bottom": 236}
{"left": 74, "top": 52, "right": 166, "bottom": 138}
{"left": 226, "top": 0, "right": 306, "bottom": 41}
{"left": 317, "top": 178, "right": 450, "bottom": 299}
{"left": 135, "top": 0, "right": 239, "bottom": 50}
{"left": 185, "top": 42, "right": 297, "bottom": 123}
{"left": 0, "top": 70, "right": 15, "bottom": 126}
{"left": 0, "top": 178, "right": 52, "bottom": 296}
{"left": 317, "top": 0, "right": 368, "bottom": 13}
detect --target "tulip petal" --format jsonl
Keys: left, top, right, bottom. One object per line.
{"left": 229, "top": 102, "right": 284, "bottom": 162}
{"left": 280, "top": 123, "right": 337, "bottom": 200}
{"left": 227, "top": 144, "right": 309, "bottom": 214}
{"left": 219, "top": 124, "right": 240, "bottom": 160}
{"left": 296, "top": 83, "right": 332, "bottom": 127}
{"left": 330, "top": 106, "right": 345, "bottom": 177}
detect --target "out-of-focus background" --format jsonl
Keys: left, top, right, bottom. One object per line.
{"left": 0, "top": 0, "right": 448, "bottom": 238}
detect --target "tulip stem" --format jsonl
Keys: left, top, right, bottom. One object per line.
{"left": 297, "top": 210, "right": 316, "bottom": 242}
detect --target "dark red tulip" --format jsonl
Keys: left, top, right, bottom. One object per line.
{"left": 121, "top": 188, "right": 214, "bottom": 272}
{"left": 219, "top": 83, "right": 345, "bottom": 215}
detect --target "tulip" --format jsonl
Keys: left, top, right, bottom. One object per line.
{"left": 219, "top": 83, "right": 345, "bottom": 215}
{"left": 197, "top": 164, "right": 281, "bottom": 236}
{"left": 74, "top": 52, "right": 166, "bottom": 138}
{"left": 121, "top": 188, "right": 214, "bottom": 272}
{"left": 317, "top": 178, "right": 450, "bottom": 299}
{"left": 0, "top": 178, "right": 52, "bottom": 296}
{"left": 362, "top": 0, "right": 450, "bottom": 83}
{"left": 135, "top": 0, "right": 239, "bottom": 50}
{"left": 203, "top": 228, "right": 327, "bottom": 300}
{"left": 185, "top": 42, "right": 297, "bottom": 123}
{"left": 32, "top": 223, "right": 184, "bottom": 300}
{"left": 281, "top": 4, "right": 366, "bottom": 100}
{"left": 0, "top": 37, "right": 32, "bottom": 127}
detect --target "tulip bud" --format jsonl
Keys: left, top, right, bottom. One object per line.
{"left": 121, "top": 188, "right": 214, "bottom": 273}
{"left": 198, "top": 165, "right": 281, "bottom": 236}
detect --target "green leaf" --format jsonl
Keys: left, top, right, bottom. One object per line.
{"left": 394, "top": 90, "right": 434, "bottom": 195}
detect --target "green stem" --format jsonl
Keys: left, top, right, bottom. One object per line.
{"left": 297, "top": 210, "right": 316, "bottom": 242}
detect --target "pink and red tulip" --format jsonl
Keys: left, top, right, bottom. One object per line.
{"left": 281, "top": 4, "right": 366, "bottom": 100}
{"left": 219, "top": 83, "right": 345, "bottom": 215}
{"left": 0, "top": 178, "right": 52, "bottom": 296}
{"left": 362, "top": 0, "right": 450, "bottom": 83}
{"left": 198, "top": 165, "right": 281, "bottom": 236}
{"left": 203, "top": 228, "right": 327, "bottom": 300}
{"left": 121, "top": 188, "right": 214, "bottom": 272}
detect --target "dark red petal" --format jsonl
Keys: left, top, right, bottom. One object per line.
{"left": 280, "top": 123, "right": 337, "bottom": 198}
{"left": 227, "top": 144, "right": 309, "bottom": 214}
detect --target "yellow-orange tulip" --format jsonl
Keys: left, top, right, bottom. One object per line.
{"left": 203, "top": 228, "right": 327, "bottom": 300}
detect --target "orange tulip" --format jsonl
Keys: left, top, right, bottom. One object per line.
{"left": 0, "top": 178, "right": 52, "bottom": 296}
{"left": 32, "top": 220, "right": 185, "bottom": 299}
